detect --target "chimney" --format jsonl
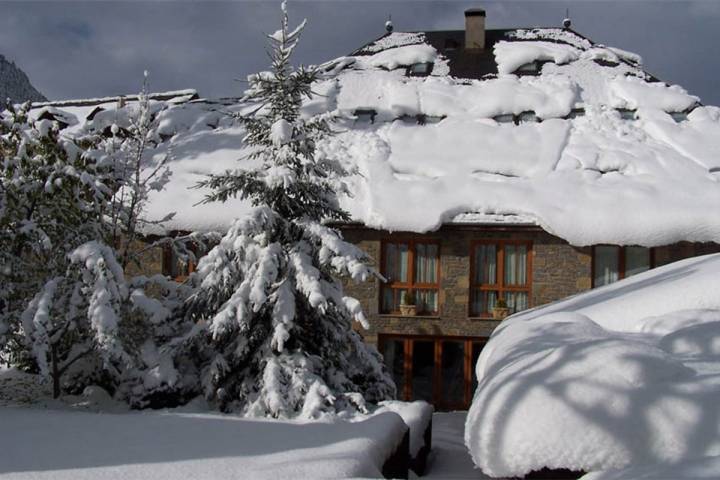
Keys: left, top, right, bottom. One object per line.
{"left": 465, "top": 8, "right": 486, "bottom": 50}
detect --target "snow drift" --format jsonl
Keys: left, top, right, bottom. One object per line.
{"left": 465, "top": 253, "right": 720, "bottom": 478}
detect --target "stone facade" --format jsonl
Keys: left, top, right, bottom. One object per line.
{"left": 339, "top": 224, "right": 720, "bottom": 346}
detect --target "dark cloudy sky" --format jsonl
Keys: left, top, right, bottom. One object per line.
{"left": 2, "top": 1, "right": 719, "bottom": 105}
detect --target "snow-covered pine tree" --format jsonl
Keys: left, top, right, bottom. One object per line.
{"left": 185, "top": 1, "right": 395, "bottom": 417}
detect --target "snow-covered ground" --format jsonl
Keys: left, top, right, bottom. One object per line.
{"left": 466, "top": 253, "right": 720, "bottom": 479}
{"left": 0, "top": 403, "right": 407, "bottom": 479}
{"left": 0, "top": 367, "right": 438, "bottom": 479}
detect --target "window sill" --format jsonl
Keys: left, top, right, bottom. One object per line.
{"left": 467, "top": 317, "right": 504, "bottom": 322}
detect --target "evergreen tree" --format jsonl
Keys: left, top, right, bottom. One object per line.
{"left": 185, "top": 1, "right": 395, "bottom": 417}
{"left": 0, "top": 102, "right": 129, "bottom": 391}
{"left": 0, "top": 90, "right": 192, "bottom": 400}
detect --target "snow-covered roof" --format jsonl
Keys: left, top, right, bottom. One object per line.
{"left": 31, "top": 27, "right": 720, "bottom": 247}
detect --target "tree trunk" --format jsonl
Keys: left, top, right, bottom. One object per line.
{"left": 50, "top": 343, "right": 61, "bottom": 399}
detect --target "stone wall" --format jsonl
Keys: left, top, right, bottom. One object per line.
{"left": 340, "top": 225, "right": 594, "bottom": 345}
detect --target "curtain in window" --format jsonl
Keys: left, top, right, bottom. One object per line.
{"left": 384, "top": 243, "right": 409, "bottom": 282}
{"left": 474, "top": 244, "right": 497, "bottom": 285}
{"left": 417, "top": 289, "right": 438, "bottom": 313}
{"left": 415, "top": 244, "right": 438, "bottom": 284}
{"left": 594, "top": 245, "right": 620, "bottom": 287}
{"left": 505, "top": 291, "right": 529, "bottom": 313}
{"left": 504, "top": 244, "right": 527, "bottom": 286}
{"left": 472, "top": 290, "right": 498, "bottom": 316}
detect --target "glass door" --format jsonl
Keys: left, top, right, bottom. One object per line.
{"left": 379, "top": 335, "right": 487, "bottom": 410}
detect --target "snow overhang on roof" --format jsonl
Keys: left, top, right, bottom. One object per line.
{"left": 25, "top": 28, "right": 720, "bottom": 247}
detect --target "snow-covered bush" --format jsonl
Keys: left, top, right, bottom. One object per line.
{"left": 181, "top": 2, "right": 395, "bottom": 417}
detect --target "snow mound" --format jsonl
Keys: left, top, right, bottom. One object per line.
{"left": 364, "top": 44, "right": 437, "bottom": 70}
{"left": 465, "top": 253, "right": 720, "bottom": 478}
{"left": 494, "top": 40, "right": 580, "bottom": 75}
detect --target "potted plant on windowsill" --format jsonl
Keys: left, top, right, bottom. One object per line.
{"left": 492, "top": 298, "right": 510, "bottom": 320}
{"left": 399, "top": 291, "right": 417, "bottom": 316}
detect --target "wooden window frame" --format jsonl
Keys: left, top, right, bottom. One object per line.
{"left": 469, "top": 239, "right": 533, "bottom": 319}
{"left": 379, "top": 239, "right": 441, "bottom": 316}
{"left": 378, "top": 334, "right": 487, "bottom": 411}
{"left": 162, "top": 241, "right": 199, "bottom": 282}
{"left": 591, "top": 245, "right": 655, "bottom": 288}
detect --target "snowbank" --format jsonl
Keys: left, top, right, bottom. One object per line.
{"left": 465, "top": 253, "right": 720, "bottom": 478}
{"left": 0, "top": 407, "right": 408, "bottom": 479}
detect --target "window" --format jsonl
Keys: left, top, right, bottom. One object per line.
{"left": 470, "top": 241, "right": 532, "bottom": 317}
{"left": 407, "top": 62, "right": 433, "bottom": 77}
{"left": 670, "top": 111, "right": 688, "bottom": 123}
{"left": 515, "top": 62, "right": 539, "bottom": 74}
{"left": 353, "top": 108, "right": 376, "bottom": 124}
{"left": 567, "top": 108, "right": 585, "bottom": 119}
{"left": 493, "top": 113, "right": 515, "bottom": 124}
{"left": 379, "top": 334, "right": 487, "bottom": 410}
{"left": 517, "top": 111, "right": 539, "bottom": 123}
{"left": 617, "top": 108, "right": 636, "bottom": 120}
{"left": 381, "top": 240, "right": 440, "bottom": 315}
{"left": 593, "top": 245, "right": 652, "bottom": 287}
{"left": 162, "top": 245, "right": 197, "bottom": 281}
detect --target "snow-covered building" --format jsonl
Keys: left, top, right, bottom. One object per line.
{"left": 28, "top": 9, "right": 720, "bottom": 410}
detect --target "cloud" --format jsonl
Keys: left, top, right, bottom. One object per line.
{"left": 0, "top": 0, "right": 717, "bottom": 106}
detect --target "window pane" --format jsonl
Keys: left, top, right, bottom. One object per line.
{"left": 415, "top": 244, "right": 438, "bottom": 284}
{"left": 625, "top": 246, "right": 650, "bottom": 278}
{"left": 384, "top": 243, "right": 409, "bottom": 283}
{"left": 384, "top": 244, "right": 397, "bottom": 281}
{"left": 441, "top": 341, "right": 465, "bottom": 406}
{"left": 383, "top": 340, "right": 406, "bottom": 400}
{"left": 398, "top": 244, "right": 409, "bottom": 282}
{"left": 416, "top": 289, "right": 438, "bottom": 314}
{"left": 412, "top": 341, "right": 435, "bottom": 403}
{"left": 504, "top": 244, "right": 527, "bottom": 286}
{"left": 594, "top": 245, "right": 620, "bottom": 287}
{"left": 474, "top": 244, "right": 497, "bottom": 285}
{"left": 472, "top": 290, "right": 498, "bottom": 316}
{"left": 505, "top": 291, "right": 529, "bottom": 314}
